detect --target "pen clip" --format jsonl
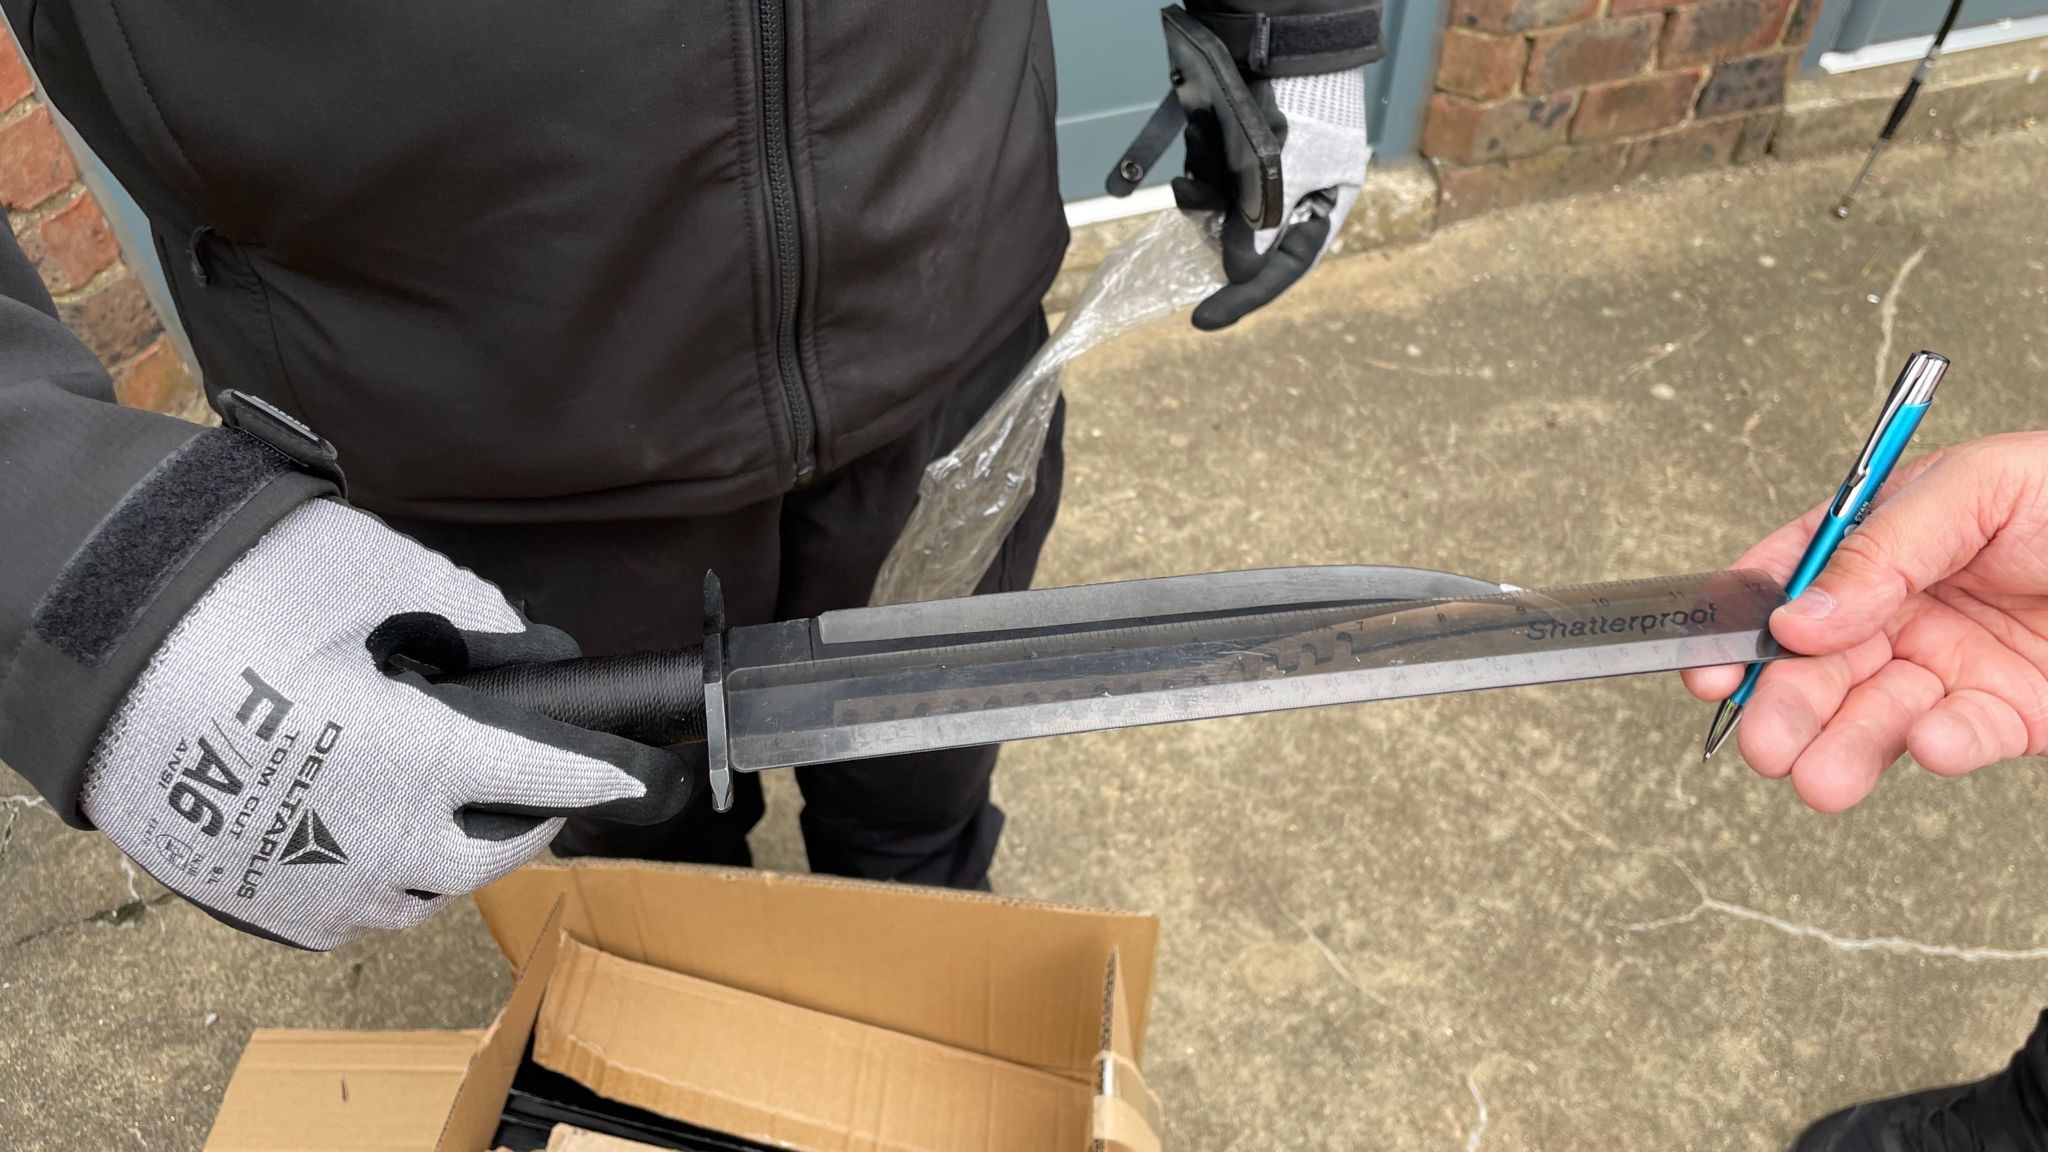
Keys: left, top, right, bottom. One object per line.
{"left": 1829, "top": 353, "right": 1948, "bottom": 519}
{"left": 1831, "top": 378, "right": 1913, "bottom": 519}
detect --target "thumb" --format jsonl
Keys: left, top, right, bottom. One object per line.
{"left": 1192, "top": 211, "right": 1328, "bottom": 331}
{"left": 1770, "top": 447, "right": 1991, "bottom": 655}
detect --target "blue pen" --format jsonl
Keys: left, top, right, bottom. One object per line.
{"left": 1702, "top": 350, "right": 1950, "bottom": 760}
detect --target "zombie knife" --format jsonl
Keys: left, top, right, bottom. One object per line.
{"left": 442, "top": 566, "right": 1788, "bottom": 811}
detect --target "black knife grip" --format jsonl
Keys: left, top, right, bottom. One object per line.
{"left": 437, "top": 649, "right": 708, "bottom": 747}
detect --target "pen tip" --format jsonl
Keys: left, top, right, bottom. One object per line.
{"left": 1702, "top": 700, "right": 1744, "bottom": 761}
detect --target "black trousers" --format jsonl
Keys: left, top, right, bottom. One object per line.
{"left": 390, "top": 312, "right": 1060, "bottom": 889}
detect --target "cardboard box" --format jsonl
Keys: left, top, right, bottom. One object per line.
{"left": 202, "top": 860, "right": 1162, "bottom": 1152}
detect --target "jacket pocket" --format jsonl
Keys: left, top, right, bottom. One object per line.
{"left": 157, "top": 224, "right": 304, "bottom": 415}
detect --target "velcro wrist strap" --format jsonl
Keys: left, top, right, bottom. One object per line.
{"left": 3, "top": 428, "right": 335, "bottom": 827}
{"left": 1189, "top": 4, "right": 1386, "bottom": 77}
{"left": 34, "top": 427, "right": 324, "bottom": 669}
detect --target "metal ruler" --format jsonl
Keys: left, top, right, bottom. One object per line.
{"left": 448, "top": 567, "right": 1788, "bottom": 811}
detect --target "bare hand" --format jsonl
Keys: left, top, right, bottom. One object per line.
{"left": 1682, "top": 432, "right": 2048, "bottom": 811}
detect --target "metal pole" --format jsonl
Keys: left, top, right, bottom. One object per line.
{"left": 1834, "top": 0, "right": 1968, "bottom": 219}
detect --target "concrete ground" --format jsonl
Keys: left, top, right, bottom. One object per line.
{"left": 6, "top": 126, "right": 2048, "bottom": 1151}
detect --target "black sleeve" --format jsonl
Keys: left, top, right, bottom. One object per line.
{"left": 1183, "top": 0, "right": 1386, "bottom": 76}
{"left": 0, "top": 226, "right": 331, "bottom": 826}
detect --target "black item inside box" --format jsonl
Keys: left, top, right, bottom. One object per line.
{"left": 491, "top": 1043, "right": 780, "bottom": 1152}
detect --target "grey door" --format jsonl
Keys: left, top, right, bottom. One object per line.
{"left": 1047, "top": 0, "right": 1446, "bottom": 203}
{"left": 1806, "top": 0, "right": 2048, "bottom": 64}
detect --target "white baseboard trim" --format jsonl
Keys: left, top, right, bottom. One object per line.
{"left": 1818, "top": 15, "right": 2048, "bottom": 74}
{"left": 1063, "top": 184, "right": 1178, "bottom": 228}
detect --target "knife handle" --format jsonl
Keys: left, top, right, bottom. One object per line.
{"left": 436, "top": 649, "right": 708, "bottom": 747}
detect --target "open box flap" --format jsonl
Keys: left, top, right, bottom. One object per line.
{"left": 203, "top": 1030, "right": 484, "bottom": 1152}
{"left": 477, "top": 860, "right": 1159, "bottom": 1076}
{"left": 532, "top": 934, "right": 1095, "bottom": 1152}
{"left": 439, "top": 900, "right": 567, "bottom": 1151}
{"left": 203, "top": 901, "right": 566, "bottom": 1152}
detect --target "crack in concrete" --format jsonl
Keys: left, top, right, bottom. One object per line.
{"left": 1671, "top": 756, "right": 1696, "bottom": 808}
{"left": 1509, "top": 777, "right": 1626, "bottom": 852}
{"left": 1353, "top": 355, "right": 1492, "bottom": 380}
{"left": 0, "top": 794, "right": 47, "bottom": 868}
{"left": 6, "top": 891, "right": 176, "bottom": 952}
{"left": 1463, "top": 1071, "right": 1491, "bottom": 1152}
{"left": 1291, "top": 913, "right": 1537, "bottom": 1152}
{"left": 1461, "top": 1055, "right": 1537, "bottom": 1152}
{"left": 1287, "top": 912, "right": 1473, "bottom": 1067}
{"left": 1288, "top": 910, "right": 1550, "bottom": 1152}
{"left": 1874, "top": 242, "right": 1930, "bottom": 402}
{"left": 1512, "top": 781, "right": 2048, "bottom": 964}
{"left": 1619, "top": 325, "right": 1710, "bottom": 385}
{"left": 1629, "top": 858, "right": 2048, "bottom": 962}
{"left": 1720, "top": 389, "right": 1783, "bottom": 514}
{"left": 1293, "top": 912, "right": 1401, "bottom": 1016}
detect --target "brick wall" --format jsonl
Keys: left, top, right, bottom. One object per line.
{"left": 1423, "top": 0, "right": 1823, "bottom": 222}
{"left": 1, "top": 23, "right": 207, "bottom": 422}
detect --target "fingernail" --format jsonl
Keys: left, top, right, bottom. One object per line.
{"left": 1779, "top": 588, "right": 1835, "bottom": 620}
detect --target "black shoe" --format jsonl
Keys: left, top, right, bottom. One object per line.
{"left": 1794, "top": 1012, "right": 2048, "bottom": 1152}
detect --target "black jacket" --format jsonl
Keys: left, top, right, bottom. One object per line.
{"left": 0, "top": 0, "right": 1382, "bottom": 823}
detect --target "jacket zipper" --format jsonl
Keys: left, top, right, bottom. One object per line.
{"left": 756, "top": 0, "right": 816, "bottom": 484}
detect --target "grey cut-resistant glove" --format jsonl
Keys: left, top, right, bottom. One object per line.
{"left": 79, "top": 499, "right": 691, "bottom": 950}
{"left": 1176, "top": 67, "right": 1369, "bottom": 330}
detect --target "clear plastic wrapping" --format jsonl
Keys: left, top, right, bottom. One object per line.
{"left": 870, "top": 209, "right": 1225, "bottom": 605}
